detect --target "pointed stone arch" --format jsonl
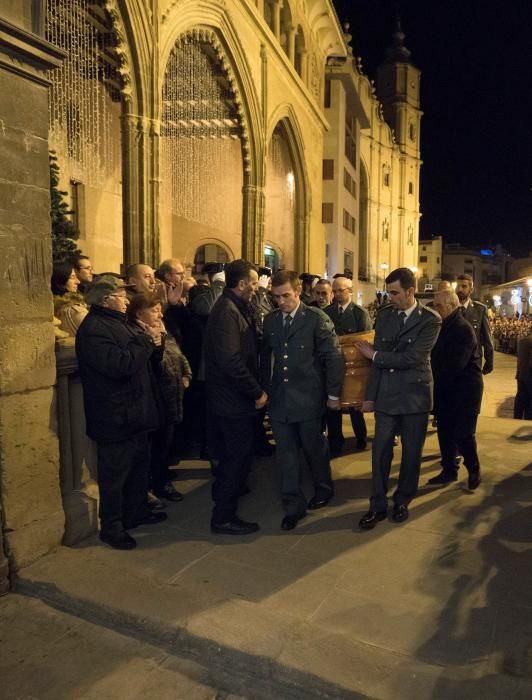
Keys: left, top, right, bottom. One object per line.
{"left": 266, "top": 105, "right": 310, "bottom": 271}
{"left": 159, "top": 2, "right": 265, "bottom": 263}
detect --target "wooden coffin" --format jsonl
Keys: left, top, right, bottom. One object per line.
{"left": 338, "top": 329, "right": 375, "bottom": 408}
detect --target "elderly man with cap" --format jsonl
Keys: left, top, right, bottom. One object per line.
{"left": 76, "top": 275, "right": 167, "bottom": 550}
{"left": 299, "top": 273, "right": 321, "bottom": 305}
{"left": 189, "top": 262, "right": 226, "bottom": 318}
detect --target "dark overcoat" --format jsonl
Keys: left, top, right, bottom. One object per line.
{"left": 260, "top": 304, "right": 345, "bottom": 423}
{"left": 204, "top": 288, "right": 263, "bottom": 416}
{"left": 431, "top": 308, "right": 483, "bottom": 416}
{"left": 75, "top": 305, "right": 162, "bottom": 443}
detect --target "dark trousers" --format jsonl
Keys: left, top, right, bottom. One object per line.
{"left": 271, "top": 417, "right": 333, "bottom": 517}
{"left": 182, "top": 380, "right": 207, "bottom": 456}
{"left": 514, "top": 380, "right": 532, "bottom": 419}
{"left": 370, "top": 412, "right": 428, "bottom": 512}
{"left": 150, "top": 424, "right": 175, "bottom": 492}
{"left": 210, "top": 413, "right": 255, "bottom": 523}
{"left": 326, "top": 408, "right": 367, "bottom": 447}
{"left": 437, "top": 412, "right": 480, "bottom": 474}
{"left": 97, "top": 433, "right": 151, "bottom": 532}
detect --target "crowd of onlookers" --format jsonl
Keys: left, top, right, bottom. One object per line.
{"left": 490, "top": 316, "right": 532, "bottom": 354}
{"left": 50, "top": 257, "right": 532, "bottom": 548}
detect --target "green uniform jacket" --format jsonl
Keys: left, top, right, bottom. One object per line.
{"left": 366, "top": 301, "right": 441, "bottom": 415}
{"left": 324, "top": 301, "right": 372, "bottom": 335}
{"left": 260, "top": 304, "right": 345, "bottom": 423}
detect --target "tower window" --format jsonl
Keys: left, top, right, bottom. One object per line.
{"left": 322, "top": 159, "right": 334, "bottom": 180}
{"left": 408, "top": 182, "right": 413, "bottom": 194}
{"left": 322, "top": 202, "right": 334, "bottom": 224}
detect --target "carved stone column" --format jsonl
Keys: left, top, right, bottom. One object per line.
{"left": 288, "top": 25, "right": 296, "bottom": 64}
{"left": 272, "top": 0, "right": 283, "bottom": 41}
{"left": 121, "top": 114, "right": 160, "bottom": 268}
{"left": 300, "top": 48, "right": 308, "bottom": 83}
{"left": 242, "top": 183, "right": 266, "bottom": 265}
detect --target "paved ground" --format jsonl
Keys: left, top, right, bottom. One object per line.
{"left": 2, "top": 352, "right": 531, "bottom": 699}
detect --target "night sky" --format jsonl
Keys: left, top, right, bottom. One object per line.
{"left": 332, "top": 0, "right": 532, "bottom": 258}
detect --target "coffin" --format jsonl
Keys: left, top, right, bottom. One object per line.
{"left": 338, "top": 330, "right": 375, "bottom": 408}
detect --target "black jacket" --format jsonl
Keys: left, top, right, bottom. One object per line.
{"left": 431, "top": 308, "right": 483, "bottom": 416}
{"left": 75, "top": 305, "right": 162, "bottom": 443}
{"left": 204, "top": 288, "right": 263, "bottom": 416}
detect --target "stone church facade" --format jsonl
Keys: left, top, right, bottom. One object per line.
{"left": 0, "top": 1, "right": 422, "bottom": 585}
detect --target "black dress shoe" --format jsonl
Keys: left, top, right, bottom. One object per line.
{"left": 154, "top": 482, "right": 184, "bottom": 502}
{"left": 125, "top": 511, "right": 168, "bottom": 529}
{"left": 356, "top": 440, "right": 367, "bottom": 450}
{"left": 359, "top": 510, "right": 387, "bottom": 530}
{"left": 99, "top": 530, "right": 137, "bottom": 550}
{"left": 427, "top": 470, "right": 458, "bottom": 486}
{"left": 281, "top": 514, "right": 306, "bottom": 531}
{"left": 467, "top": 471, "right": 481, "bottom": 490}
{"left": 392, "top": 504, "right": 409, "bottom": 523}
{"left": 308, "top": 494, "right": 332, "bottom": 510}
{"left": 210, "top": 518, "right": 260, "bottom": 535}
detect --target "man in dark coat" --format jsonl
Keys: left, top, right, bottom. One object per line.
{"left": 429, "top": 290, "right": 483, "bottom": 489}
{"left": 204, "top": 259, "right": 267, "bottom": 535}
{"left": 325, "top": 275, "right": 372, "bottom": 455}
{"left": 76, "top": 276, "right": 167, "bottom": 550}
{"left": 356, "top": 267, "right": 441, "bottom": 529}
{"left": 514, "top": 329, "right": 532, "bottom": 419}
{"left": 456, "top": 274, "right": 494, "bottom": 375}
{"left": 260, "top": 270, "right": 345, "bottom": 530}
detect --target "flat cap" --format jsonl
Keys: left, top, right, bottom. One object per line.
{"left": 84, "top": 274, "right": 133, "bottom": 305}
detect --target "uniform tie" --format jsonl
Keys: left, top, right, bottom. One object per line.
{"left": 283, "top": 314, "right": 292, "bottom": 338}
{"left": 398, "top": 311, "right": 406, "bottom": 325}
{"left": 338, "top": 305, "right": 344, "bottom": 316}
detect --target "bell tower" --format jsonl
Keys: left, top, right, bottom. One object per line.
{"left": 376, "top": 19, "right": 421, "bottom": 159}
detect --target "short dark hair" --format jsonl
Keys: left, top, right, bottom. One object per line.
{"left": 457, "top": 273, "right": 473, "bottom": 283}
{"left": 385, "top": 267, "right": 416, "bottom": 290}
{"left": 315, "top": 278, "right": 331, "bottom": 288}
{"left": 225, "top": 259, "right": 257, "bottom": 289}
{"left": 69, "top": 254, "right": 90, "bottom": 270}
{"left": 271, "top": 270, "right": 301, "bottom": 290}
{"left": 51, "top": 261, "right": 75, "bottom": 296}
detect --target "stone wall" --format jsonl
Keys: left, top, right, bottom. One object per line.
{"left": 0, "top": 12, "right": 65, "bottom": 579}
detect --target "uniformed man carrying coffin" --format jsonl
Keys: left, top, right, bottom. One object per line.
{"left": 356, "top": 267, "right": 441, "bottom": 529}
{"left": 260, "top": 270, "right": 345, "bottom": 531}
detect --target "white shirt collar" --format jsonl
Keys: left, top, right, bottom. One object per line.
{"left": 339, "top": 301, "right": 351, "bottom": 312}
{"left": 283, "top": 302, "right": 300, "bottom": 320}
{"left": 461, "top": 298, "right": 472, "bottom": 309}
{"left": 401, "top": 301, "right": 417, "bottom": 320}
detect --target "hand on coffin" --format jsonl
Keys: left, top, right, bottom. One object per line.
{"left": 355, "top": 340, "right": 375, "bottom": 359}
{"left": 361, "top": 400, "right": 375, "bottom": 413}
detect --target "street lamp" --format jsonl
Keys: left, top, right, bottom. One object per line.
{"left": 379, "top": 262, "right": 389, "bottom": 291}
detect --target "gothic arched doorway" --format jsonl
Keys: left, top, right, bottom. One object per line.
{"left": 160, "top": 34, "right": 245, "bottom": 266}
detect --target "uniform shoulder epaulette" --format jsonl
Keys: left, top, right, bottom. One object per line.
{"left": 472, "top": 300, "right": 487, "bottom": 310}
{"left": 420, "top": 303, "right": 441, "bottom": 318}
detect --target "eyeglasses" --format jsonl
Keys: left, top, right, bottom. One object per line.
{"left": 78, "top": 266, "right": 93, "bottom": 271}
